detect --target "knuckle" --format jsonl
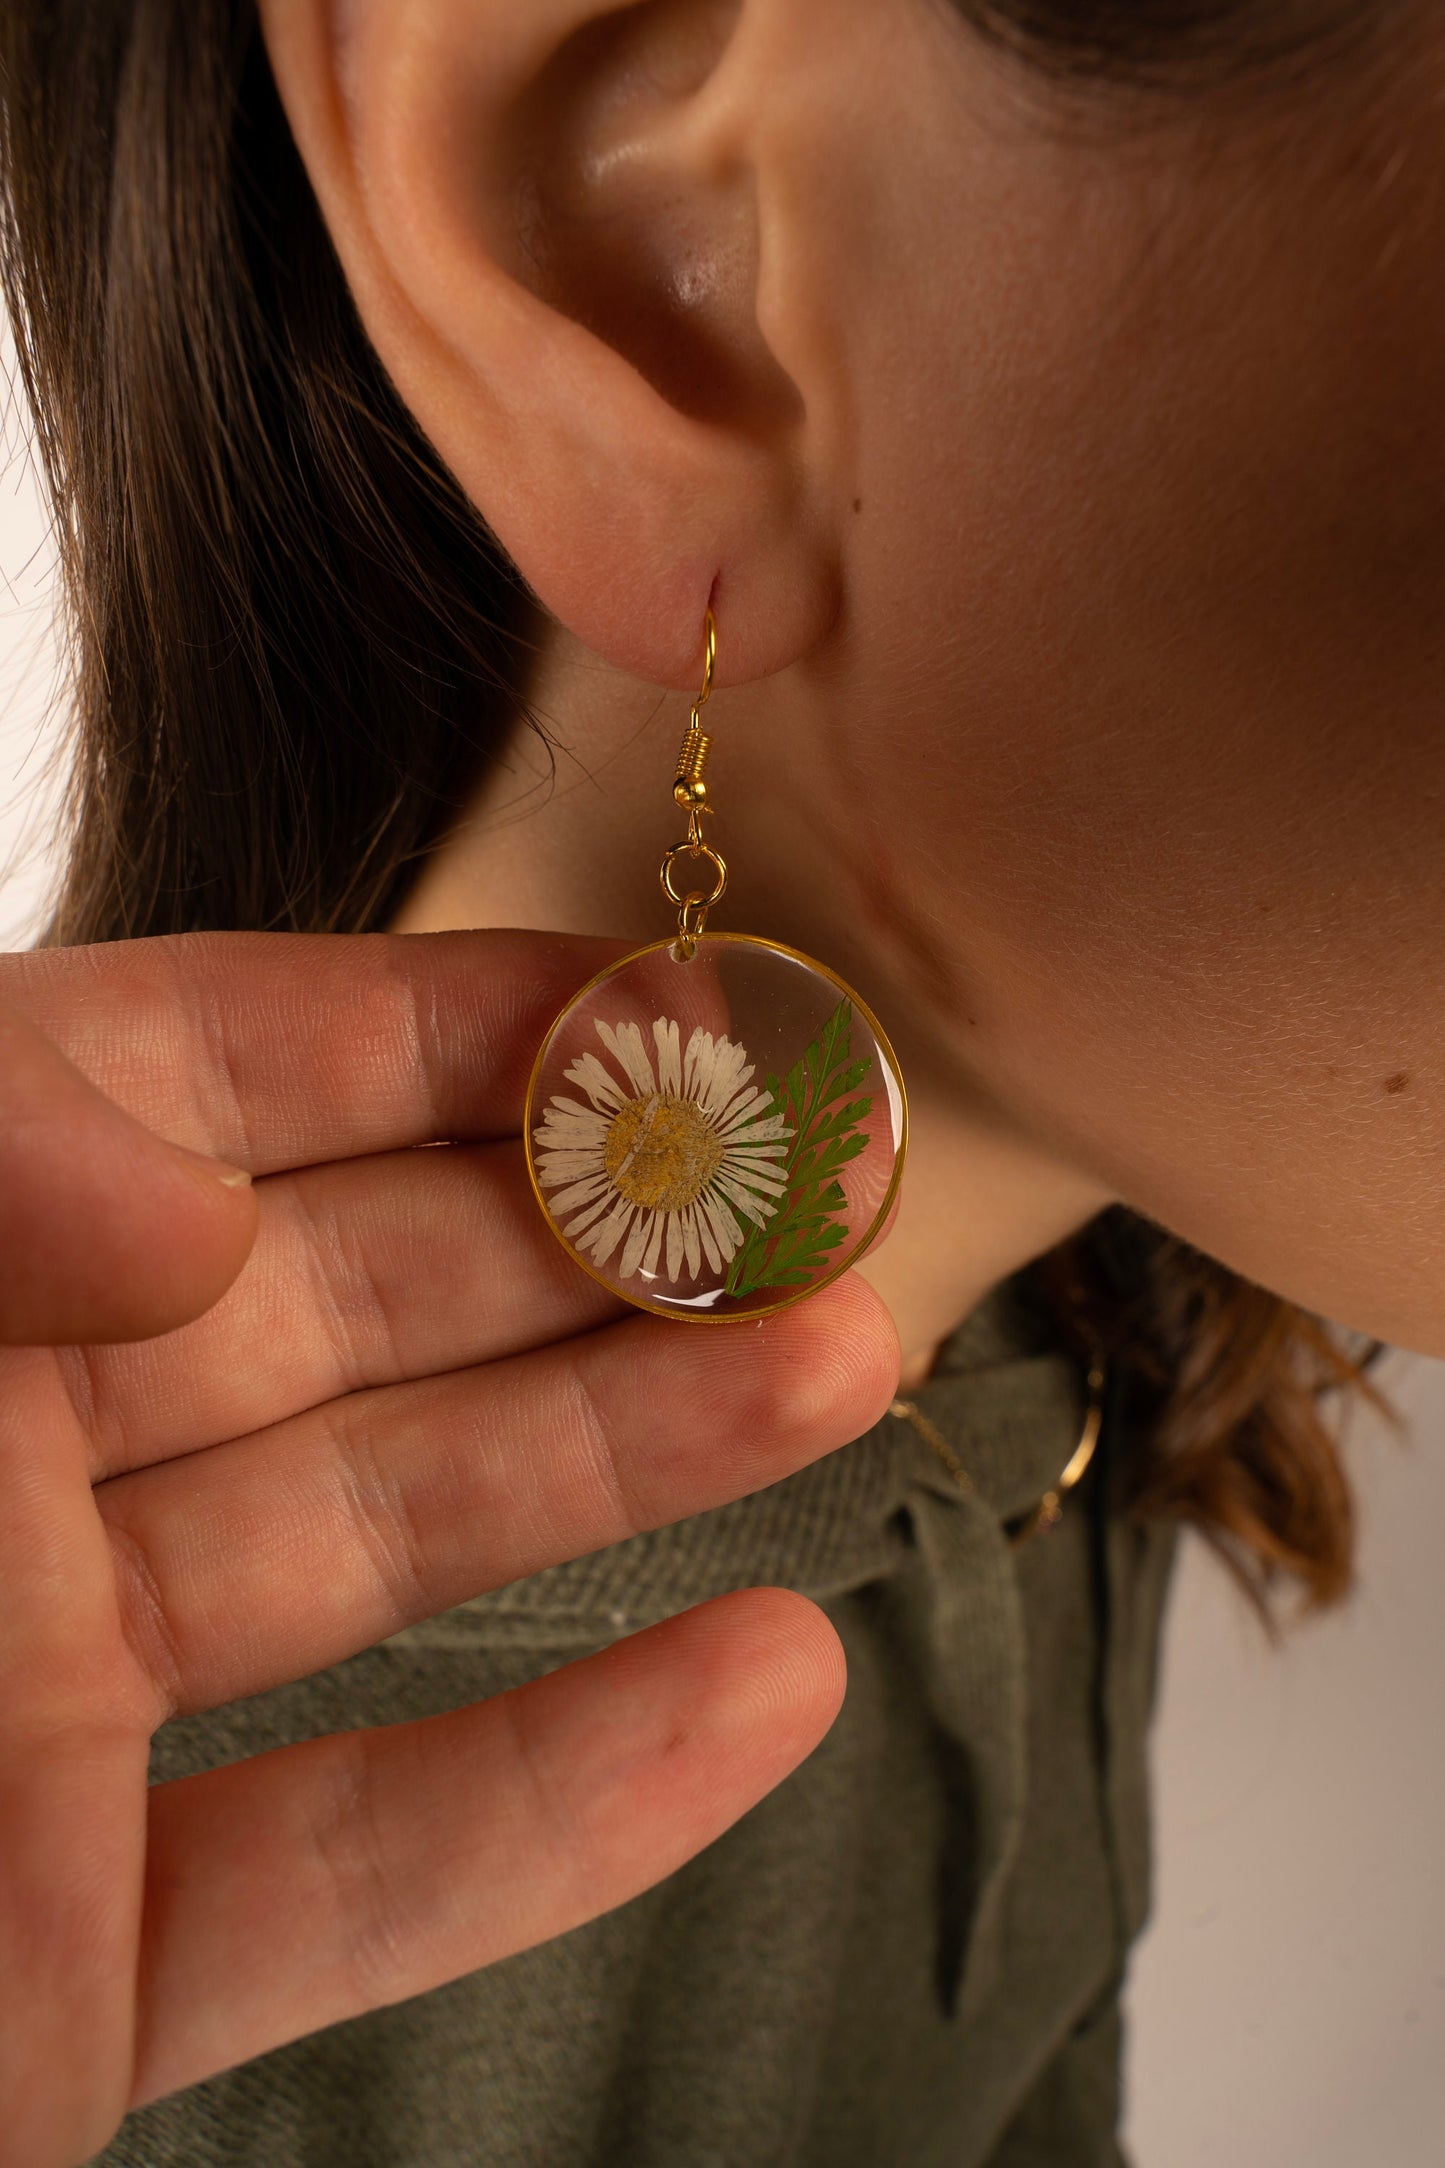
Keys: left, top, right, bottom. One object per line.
{"left": 388, "top": 945, "right": 446, "bottom": 1141}
{"left": 495, "top": 1681, "right": 604, "bottom": 1908}
{"left": 307, "top": 1730, "right": 421, "bottom": 2010}
{"left": 563, "top": 1346, "right": 647, "bottom": 1544}
{"left": 284, "top": 1172, "right": 402, "bottom": 1396}
{"left": 323, "top": 1398, "right": 434, "bottom": 1628}
{"left": 100, "top": 1513, "right": 187, "bottom": 1726}
{"left": 156, "top": 936, "right": 255, "bottom": 1163}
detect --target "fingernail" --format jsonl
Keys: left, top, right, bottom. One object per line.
{"left": 170, "top": 1142, "right": 253, "bottom": 1190}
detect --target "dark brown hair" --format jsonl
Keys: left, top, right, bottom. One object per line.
{"left": 0, "top": 0, "right": 1389, "bottom": 1615}
{"left": 963, "top": 0, "right": 1393, "bottom": 81}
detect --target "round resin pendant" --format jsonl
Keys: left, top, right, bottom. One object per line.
{"left": 525, "top": 934, "right": 908, "bottom": 1321}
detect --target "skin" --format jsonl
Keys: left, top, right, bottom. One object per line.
{"left": 276, "top": 0, "right": 1445, "bottom": 1362}
{"left": 0, "top": 936, "right": 896, "bottom": 2163}
{"left": 5, "top": 0, "right": 1445, "bottom": 2156}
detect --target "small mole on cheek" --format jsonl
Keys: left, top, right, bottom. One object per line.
{"left": 852, "top": 497, "right": 863, "bottom": 513}
{"left": 1383, "top": 1071, "right": 1411, "bottom": 1095}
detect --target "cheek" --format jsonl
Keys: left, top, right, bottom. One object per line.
{"left": 822, "top": 48, "right": 1445, "bottom": 1347}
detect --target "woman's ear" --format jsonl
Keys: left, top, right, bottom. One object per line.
{"left": 258, "top": 0, "right": 846, "bottom": 687}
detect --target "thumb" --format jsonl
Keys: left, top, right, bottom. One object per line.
{"left": 0, "top": 997, "right": 259, "bottom": 1346}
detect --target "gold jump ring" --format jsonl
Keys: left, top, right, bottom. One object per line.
{"left": 660, "top": 840, "right": 728, "bottom": 912}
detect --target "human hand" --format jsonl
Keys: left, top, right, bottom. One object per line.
{"left": 0, "top": 930, "right": 898, "bottom": 2167}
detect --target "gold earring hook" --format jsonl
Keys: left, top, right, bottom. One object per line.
{"left": 694, "top": 605, "right": 716, "bottom": 719}
{"left": 662, "top": 604, "right": 727, "bottom": 958}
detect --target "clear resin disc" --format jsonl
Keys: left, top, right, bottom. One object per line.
{"left": 525, "top": 933, "right": 908, "bottom": 1321}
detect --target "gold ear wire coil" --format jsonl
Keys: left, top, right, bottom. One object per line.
{"left": 673, "top": 724, "right": 713, "bottom": 809}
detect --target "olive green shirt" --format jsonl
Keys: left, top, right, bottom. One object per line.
{"left": 97, "top": 1275, "right": 1176, "bottom": 2167}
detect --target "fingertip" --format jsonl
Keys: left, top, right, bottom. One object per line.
{"left": 722, "top": 1585, "right": 849, "bottom": 1739}
{"left": 621, "top": 1586, "right": 849, "bottom": 1812}
{"left": 144, "top": 1144, "right": 263, "bottom": 1326}
{"left": 754, "top": 1270, "right": 902, "bottom": 1447}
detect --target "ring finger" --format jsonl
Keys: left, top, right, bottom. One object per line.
{"left": 75, "top": 1139, "right": 624, "bottom": 1481}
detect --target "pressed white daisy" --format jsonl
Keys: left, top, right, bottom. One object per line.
{"left": 532, "top": 1015, "right": 795, "bottom": 1284}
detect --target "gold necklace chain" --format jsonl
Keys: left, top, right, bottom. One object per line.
{"left": 890, "top": 1355, "right": 1106, "bottom": 1550}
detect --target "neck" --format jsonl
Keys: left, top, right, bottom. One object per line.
{"left": 393, "top": 628, "right": 1113, "bottom": 1388}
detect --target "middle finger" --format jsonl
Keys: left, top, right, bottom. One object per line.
{"left": 95, "top": 1275, "right": 897, "bottom": 1721}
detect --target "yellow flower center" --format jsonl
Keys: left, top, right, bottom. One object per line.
{"left": 603, "top": 1092, "right": 724, "bottom": 1214}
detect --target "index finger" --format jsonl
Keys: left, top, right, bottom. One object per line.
{"left": 0, "top": 929, "right": 631, "bottom": 1175}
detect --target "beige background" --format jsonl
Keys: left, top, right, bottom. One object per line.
{"left": 3, "top": 329, "right": 1443, "bottom": 2164}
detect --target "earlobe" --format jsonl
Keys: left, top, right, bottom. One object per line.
{"left": 258, "top": 0, "right": 843, "bottom": 687}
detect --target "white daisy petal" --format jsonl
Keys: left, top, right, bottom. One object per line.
{"left": 564, "top": 1192, "right": 616, "bottom": 1238}
{"left": 666, "top": 1210, "right": 684, "bottom": 1280}
{"left": 643, "top": 1211, "right": 665, "bottom": 1276}
{"left": 681, "top": 1204, "right": 702, "bottom": 1279}
{"left": 540, "top": 1142, "right": 610, "bottom": 1171}
{"left": 728, "top": 1179, "right": 789, "bottom": 1209}
{"left": 715, "top": 1171, "right": 778, "bottom": 1227}
{"left": 597, "top": 1019, "right": 656, "bottom": 1096}
{"left": 534, "top": 1142, "right": 608, "bottom": 1169}
{"left": 626, "top": 1021, "right": 659, "bottom": 1094}
{"left": 654, "top": 1016, "right": 682, "bottom": 1096}
{"left": 537, "top": 1153, "right": 607, "bottom": 1181}
{"left": 538, "top": 1121, "right": 611, "bottom": 1152}
{"left": 683, "top": 1026, "right": 714, "bottom": 1103}
{"left": 591, "top": 1022, "right": 632, "bottom": 1093}
{"left": 544, "top": 1172, "right": 613, "bottom": 1214}
{"left": 620, "top": 1209, "right": 653, "bottom": 1280}
{"left": 539, "top": 1125, "right": 611, "bottom": 1158}
{"left": 714, "top": 1092, "right": 784, "bottom": 1144}
{"left": 701, "top": 1196, "right": 740, "bottom": 1248}
{"left": 546, "top": 1090, "right": 611, "bottom": 1121}
{"left": 723, "top": 1119, "right": 793, "bottom": 1146}
{"left": 561, "top": 1057, "right": 628, "bottom": 1112}
{"left": 701, "top": 1190, "right": 743, "bottom": 1263}
{"left": 584, "top": 1198, "right": 635, "bottom": 1267}
{"left": 719, "top": 1153, "right": 790, "bottom": 1196}
{"left": 696, "top": 1206, "right": 721, "bottom": 1275}
{"left": 546, "top": 1090, "right": 596, "bottom": 1119}
{"left": 542, "top": 1128, "right": 605, "bottom": 1158}
{"left": 723, "top": 1147, "right": 789, "bottom": 1181}
{"left": 716, "top": 1086, "right": 772, "bottom": 1131}
{"left": 724, "top": 1140, "right": 791, "bottom": 1164}
{"left": 535, "top": 1163, "right": 608, "bottom": 1192}
{"left": 699, "top": 1040, "right": 739, "bottom": 1115}
{"left": 719, "top": 1046, "right": 757, "bottom": 1114}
